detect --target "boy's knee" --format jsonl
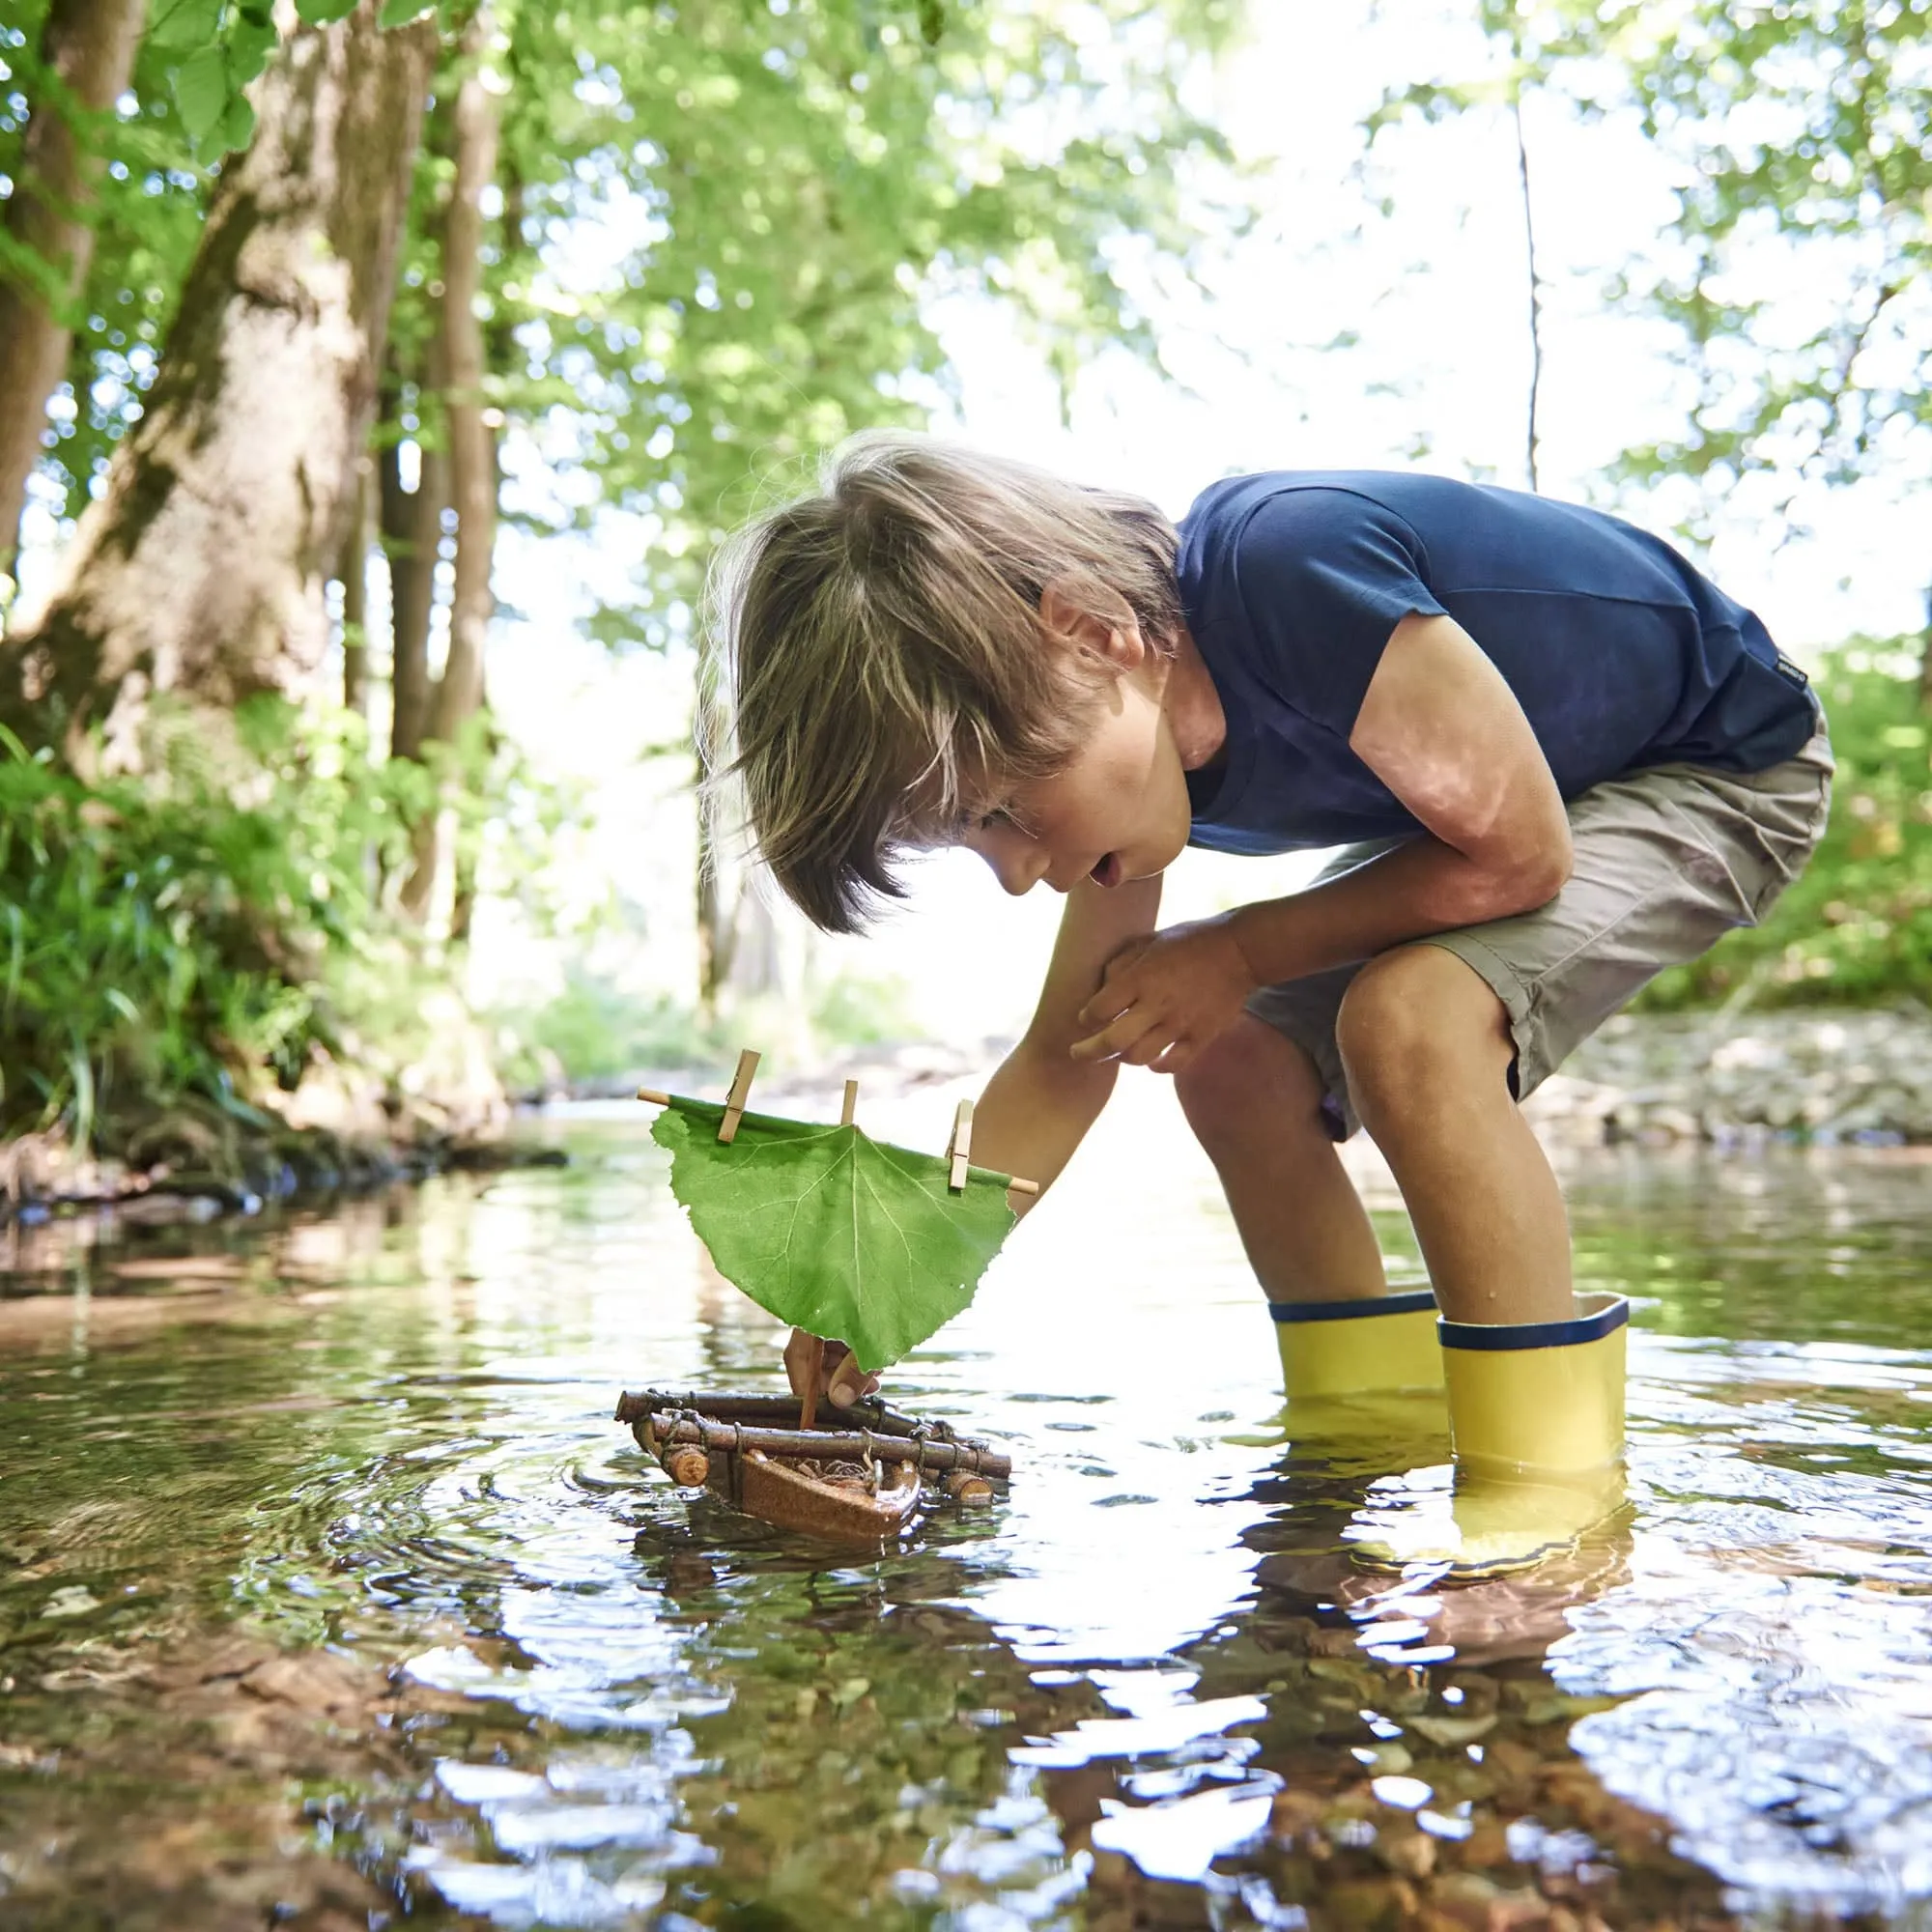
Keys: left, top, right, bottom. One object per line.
{"left": 1176, "top": 1018, "right": 1326, "bottom": 1151}
{"left": 1336, "top": 946, "right": 1512, "bottom": 1129}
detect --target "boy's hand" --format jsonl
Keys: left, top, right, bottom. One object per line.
{"left": 1068, "top": 915, "right": 1257, "bottom": 1072}
{"left": 784, "top": 1327, "right": 881, "bottom": 1409}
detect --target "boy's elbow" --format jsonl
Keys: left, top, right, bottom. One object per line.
{"left": 1507, "top": 825, "right": 1573, "bottom": 912}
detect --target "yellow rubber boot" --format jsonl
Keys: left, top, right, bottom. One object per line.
{"left": 1348, "top": 1291, "right": 1630, "bottom": 1577}
{"left": 1239, "top": 1291, "right": 1449, "bottom": 1467}
{"left": 1272, "top": 1289, "right": 1443, "bottom": 1400}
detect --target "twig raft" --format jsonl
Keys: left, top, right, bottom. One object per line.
{"left": 615, "top": 1388, "right": 1009, "bottom": 1542}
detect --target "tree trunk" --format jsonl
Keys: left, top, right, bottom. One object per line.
{"left": 340, "top": 459, "right": 372, "bottom": 718}
{"left": 399, "top": 4, "right": 499, "bottom": 925}
{"left": 0, "top": 1, "right": 439, "bottom": 768}
{"left": 419, "top": 5, "right": 497, "bottom": 755}
{"left": 0, "top": 0, "right": 147, "bottom": 591}
{"left": 380, "top": 343, "right": 446, "bottom": 763}
{"left": 1512, "top": 84, "right": 1542, "bottom": 495}
{"left": 1919, "top": 585, "right": 1932, "bottom": 717}
{"left": 695, "top": 641, "right": 735, "bottom": 1012}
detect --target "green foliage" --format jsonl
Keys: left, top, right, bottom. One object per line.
{"left": 492, "top": 965, "right": 919, "bottom": 1095}
{"left": 650, "top": 1096, "right": 1015, "bottom": 1369}
{"left": 810, "top": 968, "right": 919, "bottom": 1048}
{"left": 497, "top": 971, "right": 724, "bottom": 1088}
{"left": 1588, "top": 0, "right": 1930, "bottom": 504}
{"left": 0, "top": 701, "right": 424, "bottom": 1144}
{"left": 468, "top": 0, "right": 1239, "bottom": 640}
{"left": 4, "top": 0, "right": 1244, "bottom": 1140}
{"left": 1638, "top": 642, "right": 1932, "bottom": 1010}
{"left": 143, "top": 0, "right": 275, "bottom": 153}
{"left": 14, "top": 0, "right": 1238, "bottom": 598}
{"left": 1, "top": 4, "right": 209, "bottom": 521}
{"left": 1371, "top": 0, "right": 1932, "bottom": 525}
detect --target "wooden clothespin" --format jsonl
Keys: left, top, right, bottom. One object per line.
{"left": 719, "top": 1048, "right": 760, "bottom": 1144}
{"left": 840, "top": 1079, "right": 858, "bottom": 1127}
{"left": 943, "top": 1096, "right": 1042, "bottom": 1198}
{"left": 947, "top": 1098, "right": 974, "bottom": 1192}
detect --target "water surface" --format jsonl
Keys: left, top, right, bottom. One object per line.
{"left": 2, "top": 1091, "right": 1929, "bottom": 1930}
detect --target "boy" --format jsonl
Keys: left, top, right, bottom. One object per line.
{"left": 717, "top": 433, "right": 1832, "bottom": 1571}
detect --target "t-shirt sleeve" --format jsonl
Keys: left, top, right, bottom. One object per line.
{"left": 1231, "top": 488, "right": 1447, "bottom": 738}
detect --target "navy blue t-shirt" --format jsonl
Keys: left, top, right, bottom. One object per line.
{"left": 1177, "top": 471, "right": 1817, "bottom": 856}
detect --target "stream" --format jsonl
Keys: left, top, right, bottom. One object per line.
{"left": 2, "top": 1084, "right": 1929, "bottom": 1930}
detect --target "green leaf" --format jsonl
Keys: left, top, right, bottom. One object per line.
{"left": 378, "top": 0, "right": 434, "bottom": 23}
{"left": 213, "top": 94, "right": 256, "bottom": 154}
{"left": 227, "top": 11, "right": 280, "bottom": 84}
{"left": 649, "top": 1097, "right": 1015, "bottom": 1372}
{"left": 171, "top": 44, "right": 233, "bottom": 147}
{"left": 149, "top": 0, "right": 225, "bottom": 52}
{"left": 295, "top": 0, "right": 360, "bottom": 19}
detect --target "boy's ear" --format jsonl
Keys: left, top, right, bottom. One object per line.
{"left": 1039, "top": 576, "right": 1144, "bottom": 669}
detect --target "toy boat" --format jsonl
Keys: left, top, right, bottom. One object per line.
{"left": 615, "top": 1388, "right": 1009, "bottom": 1545}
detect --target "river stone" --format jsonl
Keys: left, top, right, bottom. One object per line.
{"left": 1524, "top": 1005, "right": 1932, "bottom": 1147}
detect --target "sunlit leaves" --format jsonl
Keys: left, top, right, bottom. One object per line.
{"left": 1383, "top": 0, "right": 1932, "bottom": 516}
{"left": 158, "top": 1, "right": 278, "bottom": 153}
{"left": 478, "top": 0, "right": 1238, "bottom": 647}
{"left": 148, "top": 0, "right": 225, "bottom": 51}
{"left": 170, "top": 44, "right": 241, "bottom": 146}
{"left": 21, "top": 0, "right": 1236, "bottom": 609}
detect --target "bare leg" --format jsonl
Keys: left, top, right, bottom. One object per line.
{"left": 1176, "top": 1015, "right": 1389, "bottom": 1303}
{"left": 1337, "top": 945, "right": 1574, "bottom": 1326}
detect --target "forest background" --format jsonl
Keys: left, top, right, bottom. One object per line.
{"left": 0, "top": 0, "right": 1927, "bottom": 1187}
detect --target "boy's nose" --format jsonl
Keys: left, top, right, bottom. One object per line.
{"left": 976, "top": 827, "right": 1050, "bottom": 896}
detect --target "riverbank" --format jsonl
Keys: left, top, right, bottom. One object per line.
{"left": 1523, "top": 1003, "right": 1932, "bottom": 1148}
{"left": 596, "top": 1001, "right": 1932, "bottom": 1152}
{"left": 8, "top": 1001, "right": 1926, "bottom": 1240}
{"left": 0, "top": 1095, "right": 562, "bottom": 1236}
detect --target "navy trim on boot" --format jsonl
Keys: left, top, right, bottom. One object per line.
{"left": 1270, "top": 1289, "right": 1437, "bottom": 1325}
{"left": 1438, "top": 1293, "right": 1630, "bottom": 1353}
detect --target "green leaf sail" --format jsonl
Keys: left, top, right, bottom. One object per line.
{"left": 649, "top": 1098, "right": 1016, "bottom": 1373}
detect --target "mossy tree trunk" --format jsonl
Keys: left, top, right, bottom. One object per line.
{"left": 0, "top": 0, "right": 148, "bottom": 594}
{"left": 0, "top": 0, "right": 438, "bottom": 769}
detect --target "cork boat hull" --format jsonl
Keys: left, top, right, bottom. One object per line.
{"left": 617, "top": 1388, "right": 1004, "bottom": 1546}
{"left": 725, "top": 1447, "right": 921, "bottom": 1543}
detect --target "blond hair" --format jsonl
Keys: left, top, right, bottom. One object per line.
{"left": 710, "top": 431, "right": 1181, "bottom": 932}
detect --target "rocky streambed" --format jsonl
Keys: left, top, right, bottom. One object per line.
{"left": 1526, "top": 1004, "right": 1932, "bottom": 1148}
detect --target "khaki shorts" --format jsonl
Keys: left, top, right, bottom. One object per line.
{"left": 1247, "top": 719, "right": 1835, "bottom": 1140}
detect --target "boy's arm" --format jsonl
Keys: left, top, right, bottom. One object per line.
{"left": 793, "top": 871, "right": 1162, "bottom": 1408}
{"left": 975, "top": 869, "right": 1164, "bottom": 1208}
{"left": 1071, "top": 611, "right": 1573, "bottom": 1068}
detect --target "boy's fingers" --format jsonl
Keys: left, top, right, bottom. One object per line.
{"left": 1122, "top": 1026, "right": 1179, "bottom": 1067}
{"left": 828, "top": 1352, "right": 878, "bottom": 1406}
{"left": 785, "top": 1330, "right": 879, "bottom": 1407}
{"left": 1070, "top": 1007, "right": 1161, "bottom": 1063}
{"left": 782, "top": 1326, "right": 822, "bottom": 1397}
{"left": 1075, "top": 984, "right": 1135, "bottom": 1031}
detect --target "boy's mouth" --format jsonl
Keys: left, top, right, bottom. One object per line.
{"left": 1090, "top": 852, "right": 1123, "bottom": 889}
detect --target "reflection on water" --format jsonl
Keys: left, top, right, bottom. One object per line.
{"left": 1, "top": 1097, "right": 1930, "bottom": 1929}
